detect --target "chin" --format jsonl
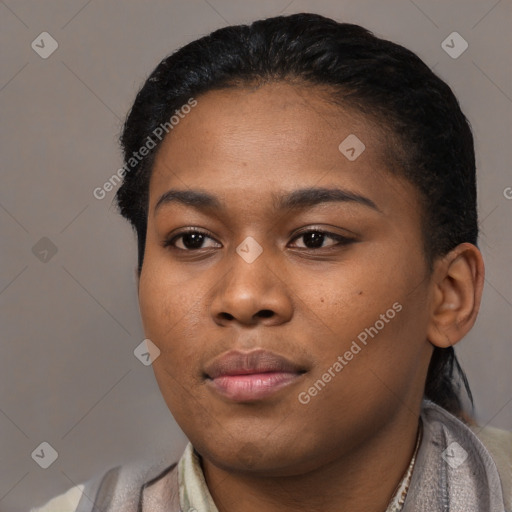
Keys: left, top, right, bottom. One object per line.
{"left": 190, "top": 431, "right": 330, "bottom": 477}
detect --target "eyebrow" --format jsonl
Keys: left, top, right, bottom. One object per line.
{"left": 154, "top": 187, "right": 380, "bottom": 214}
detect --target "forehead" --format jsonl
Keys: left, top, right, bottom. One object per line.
{"left": 148, "top": 82, "right": 418, "bottom": 218}
{"left": 153, "top": 82, "right": 372, "bottom": 173}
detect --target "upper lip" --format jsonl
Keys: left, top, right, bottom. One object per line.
{"left": 204, "top": 350, "right": 305, "bottom": 379}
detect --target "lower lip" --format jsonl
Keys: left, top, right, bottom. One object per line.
{"left": 207, "top": 372, "right": 302, "bottom": 402}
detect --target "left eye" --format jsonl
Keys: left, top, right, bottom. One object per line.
{"left": 289, "top": 230, "right": 352, "bottom": 249}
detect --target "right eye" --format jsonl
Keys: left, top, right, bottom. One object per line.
{"left": 162, "top": 228, "right": 222, "bottom": 251}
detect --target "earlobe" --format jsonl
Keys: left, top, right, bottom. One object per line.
{"left": 427, "top": 243, "right": 485, "bottom": 348}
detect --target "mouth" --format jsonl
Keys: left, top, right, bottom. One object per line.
{"left": 204, "top": 349, "right": 307, "bottom": 402}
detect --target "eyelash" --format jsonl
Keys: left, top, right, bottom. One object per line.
{"left": 162, "top": 227, "right": 354, "bottom": 252}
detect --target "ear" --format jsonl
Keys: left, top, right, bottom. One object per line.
{"left": 427, "top": 243, "right": 485, "bottom": 348}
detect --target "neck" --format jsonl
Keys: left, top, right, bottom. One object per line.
{"left": 202, "top": 407, "right": 422, "bottom": 512}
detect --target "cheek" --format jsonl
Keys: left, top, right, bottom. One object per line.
{"left": 138, "top": 265, "right": 209, "bottom": 422}
{"left": 139, "top": 248, "right": 199, "bottom": 326}
{"left": 298, "top": 253, "right": 413, "bottom": 339}
{"left": 299, "top": 245, "right": 430, "bottom": 386}
{"left": 138, "top": 261, "right": 204, "bottom": 369}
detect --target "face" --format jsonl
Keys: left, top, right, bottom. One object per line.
{"left": 138, "top": 82, "right": 435, "bottom": 476}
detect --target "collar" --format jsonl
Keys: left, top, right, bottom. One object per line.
{"left": 175, "top": 401, "right": 505, "bottom": 512}
{"left": 177, "top": 420, "right": 424, "bottom": 512}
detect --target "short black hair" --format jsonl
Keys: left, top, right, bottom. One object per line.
{"left": 115, "top": 12, "right": 476, "bottom": 418}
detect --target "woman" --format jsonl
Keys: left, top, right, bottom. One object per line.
{"left": 33, "top": 12, "right": 511, "bottom": 512}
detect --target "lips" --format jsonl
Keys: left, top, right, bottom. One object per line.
{"left": 204, "top": 350, "right": 306, "bottom": 402}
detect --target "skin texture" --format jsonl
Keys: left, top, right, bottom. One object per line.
{"left": 137, "top": 82, "right": 484, "bottom": 512}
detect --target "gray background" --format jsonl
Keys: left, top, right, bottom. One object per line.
{"left": 1, "top": 0, "right": 511, "bottom": 510}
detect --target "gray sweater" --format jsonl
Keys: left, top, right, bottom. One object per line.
{"left": 32, "top": 400, "right": 511, "bottom": 511}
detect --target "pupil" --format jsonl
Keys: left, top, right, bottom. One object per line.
{"left": 304, "top": 232, "right": 324, "bottom": 248}
{"left": 184, "top": 233, "right": 204, "bottom": 249}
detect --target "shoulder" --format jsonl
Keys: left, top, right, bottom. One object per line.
{"left": 471, "top": 424, "right": 512, "bottom": 509}
{"left": 421, "top": 400, "right": 511, "bottom": 510}
{"left": 30, "top": 455, "right": 179, "bottom": 512}
{"left": 30, "top": 484, "right": 84, "bottom": 512}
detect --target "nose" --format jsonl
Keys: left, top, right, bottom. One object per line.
{"left": 209, "top": 246, "right": 294, "bottom": 327}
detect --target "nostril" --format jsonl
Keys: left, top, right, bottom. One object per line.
{"left": 257, "top": 310, "right": 274, "bottom": 318}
